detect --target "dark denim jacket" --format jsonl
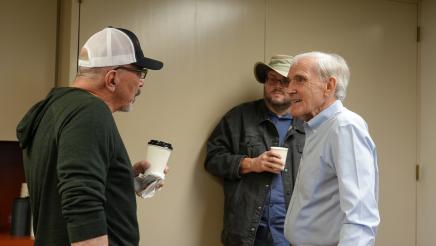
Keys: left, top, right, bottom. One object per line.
{"left": 205, "top": 99, "right": 305, "bottom": 246}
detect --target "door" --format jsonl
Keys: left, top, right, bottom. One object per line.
{"left": 418, "top": 0, "right": 436, "bottom": 245}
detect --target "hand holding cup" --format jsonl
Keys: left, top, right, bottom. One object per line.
{"left": 135, "top": 140, "right": 173, "bottom": 199}
{"left": 246, "top": 148, "right": 286, "bottom": 174}
{"left": 270, "top": 147, "right": 288, "bottom": 170}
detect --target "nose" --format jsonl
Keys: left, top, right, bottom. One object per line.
{"left": 139, "top": 79, "right": 144, "bottom": 87}
{"left": 287, "top": 82, "right": 297, "bottom": 94}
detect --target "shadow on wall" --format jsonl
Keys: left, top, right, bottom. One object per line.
{"left": 190, "top": 77, "right": 262, "bottom": 246}
{"left": 192, "top": 141, "right": 224, "bottom": 246}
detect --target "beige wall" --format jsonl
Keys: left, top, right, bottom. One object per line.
{"left": 70, "top": 1, "right": 265, "bottom": 245}
{"left": 57, "top": 0, "right": 73, "bottom": 86}
{"left": 56, "top": 0, "right": 419, "bottom": 245}
{"left": 58, "top": 1, "right": 419, "bottom": 245}
{"left": 0, "top": 0, "right": 57, "bottom": 140}
{"left": 418, "top": 0, "right": 436, "bottom": 245}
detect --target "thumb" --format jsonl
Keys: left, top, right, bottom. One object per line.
{"left": 133, "top": 160, "right": 151, "bottom": 176}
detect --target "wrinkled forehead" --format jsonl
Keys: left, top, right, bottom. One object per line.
{"left": 293, "top": 57, "right": 321, "bottom": 76}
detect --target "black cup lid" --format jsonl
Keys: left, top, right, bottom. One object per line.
{"left": 148, "top": 139, "right": 173, "bottom": 150}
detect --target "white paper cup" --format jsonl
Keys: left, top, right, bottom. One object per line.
{"left": 270, "top": 146, "right": 288, "bottom": 170}
{"left": 144, "top": 140, "right": 173, "bottom": 179}
{"left": 135, "top": 140, "right": 173, "bottom": 199}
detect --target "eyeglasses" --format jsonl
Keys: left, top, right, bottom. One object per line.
{"left": 266, "top": 76, "right": 290, "bottom": 86}
{"left": 114, "top": 66, "right": 148, "bottom": 79}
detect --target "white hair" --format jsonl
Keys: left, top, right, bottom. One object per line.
{"left": 76, "top": 66, "right": 117, "bottom": 80}
{"left": 293, "top": 51, "right": 350, "bottom": 101}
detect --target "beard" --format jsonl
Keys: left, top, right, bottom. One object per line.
{"left": 264, "top": 89, "right": 292, "bottom": 113}
{"left": 120, "top": 90, "right": 140, "bottom": 112}
{"left": 120, "top": 103, "right": 133, "bottom": 112}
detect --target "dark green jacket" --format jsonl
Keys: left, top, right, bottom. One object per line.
{"left": 205, "top": 99, "right": 305, "bottom": 246}
{"left": 16, "top": 87, "right": 139, "bottom": 246}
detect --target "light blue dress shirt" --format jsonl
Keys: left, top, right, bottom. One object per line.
{"left": 284, "top": 100, "right": 379, "bottom": 246}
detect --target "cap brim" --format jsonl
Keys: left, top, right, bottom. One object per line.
{"left": 254, "top": 61, "right": 289, "bottom": 83}
{"left": 254, "top": 62, "right": 271, "bottom": 83}
{"left": 134, "top": 57, "right": 164, "bottom": 70}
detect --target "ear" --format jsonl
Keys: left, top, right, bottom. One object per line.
{"left": 104, "top": 69, "right": 117, "bottom": 92}
{"left": 325, "top": 77, "right": 337, "bottom": 97}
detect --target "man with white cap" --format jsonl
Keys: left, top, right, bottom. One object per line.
{"left": 17, "top": 27, "right": 163, "bottom": 245}
{"left": 205, "top": 55, "right": 305, "bottom": 246}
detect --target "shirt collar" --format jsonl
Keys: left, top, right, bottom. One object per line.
{"left": 305, "top": 100, "right": 343, "bottom": 131}
{"left": 267, "top": 110, "right": 292, "bottom": 120}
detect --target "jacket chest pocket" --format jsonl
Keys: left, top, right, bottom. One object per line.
{"left": 240, "top": 135, "right": 266, "bottom": 158}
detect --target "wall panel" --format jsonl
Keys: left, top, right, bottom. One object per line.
{"left": 0, "top": 0, "right": 57, "bottom": 140}
{"left": 76, "top": 1, "right": 265, "bottom": 245}
{"left": 418, "top": 0, "right": 436, "bottom": 245}
{"left": 70, "top": 0, "right": 418, "bottom": 245}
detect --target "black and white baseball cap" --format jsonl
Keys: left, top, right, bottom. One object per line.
{"left": 78, "top": 27, "right": 163, "bottom": 70}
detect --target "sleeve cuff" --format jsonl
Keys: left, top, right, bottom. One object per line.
{"left": 67, "top": 211, "right": 107, "bottom": 243}
{"left": 233, "top": 155, "right": 246, "bottom": 179}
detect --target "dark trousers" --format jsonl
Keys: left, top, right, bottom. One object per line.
{"left": 254, "top": 225, "right": 291, "bottom": 246}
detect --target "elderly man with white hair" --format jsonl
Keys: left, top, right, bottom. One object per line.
{"left": 284, "top": 52, "right": 380, "bottom": 246}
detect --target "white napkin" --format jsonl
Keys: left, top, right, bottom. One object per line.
{"left": 134, "top": 174, "right": 163, "bottom": 199}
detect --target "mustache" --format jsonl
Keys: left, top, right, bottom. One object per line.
{"left": 271, "top": 88, "right": 285, "bottom": 93}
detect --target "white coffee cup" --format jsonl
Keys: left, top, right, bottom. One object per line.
{"left": 270, "top": 146, "right": 288, "bottom": 170}
{"left": 144, "top": 140, "right": 173, "bottom": 179}
{"left": 135, "top": 140, "right": 173, "bottom": 199}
